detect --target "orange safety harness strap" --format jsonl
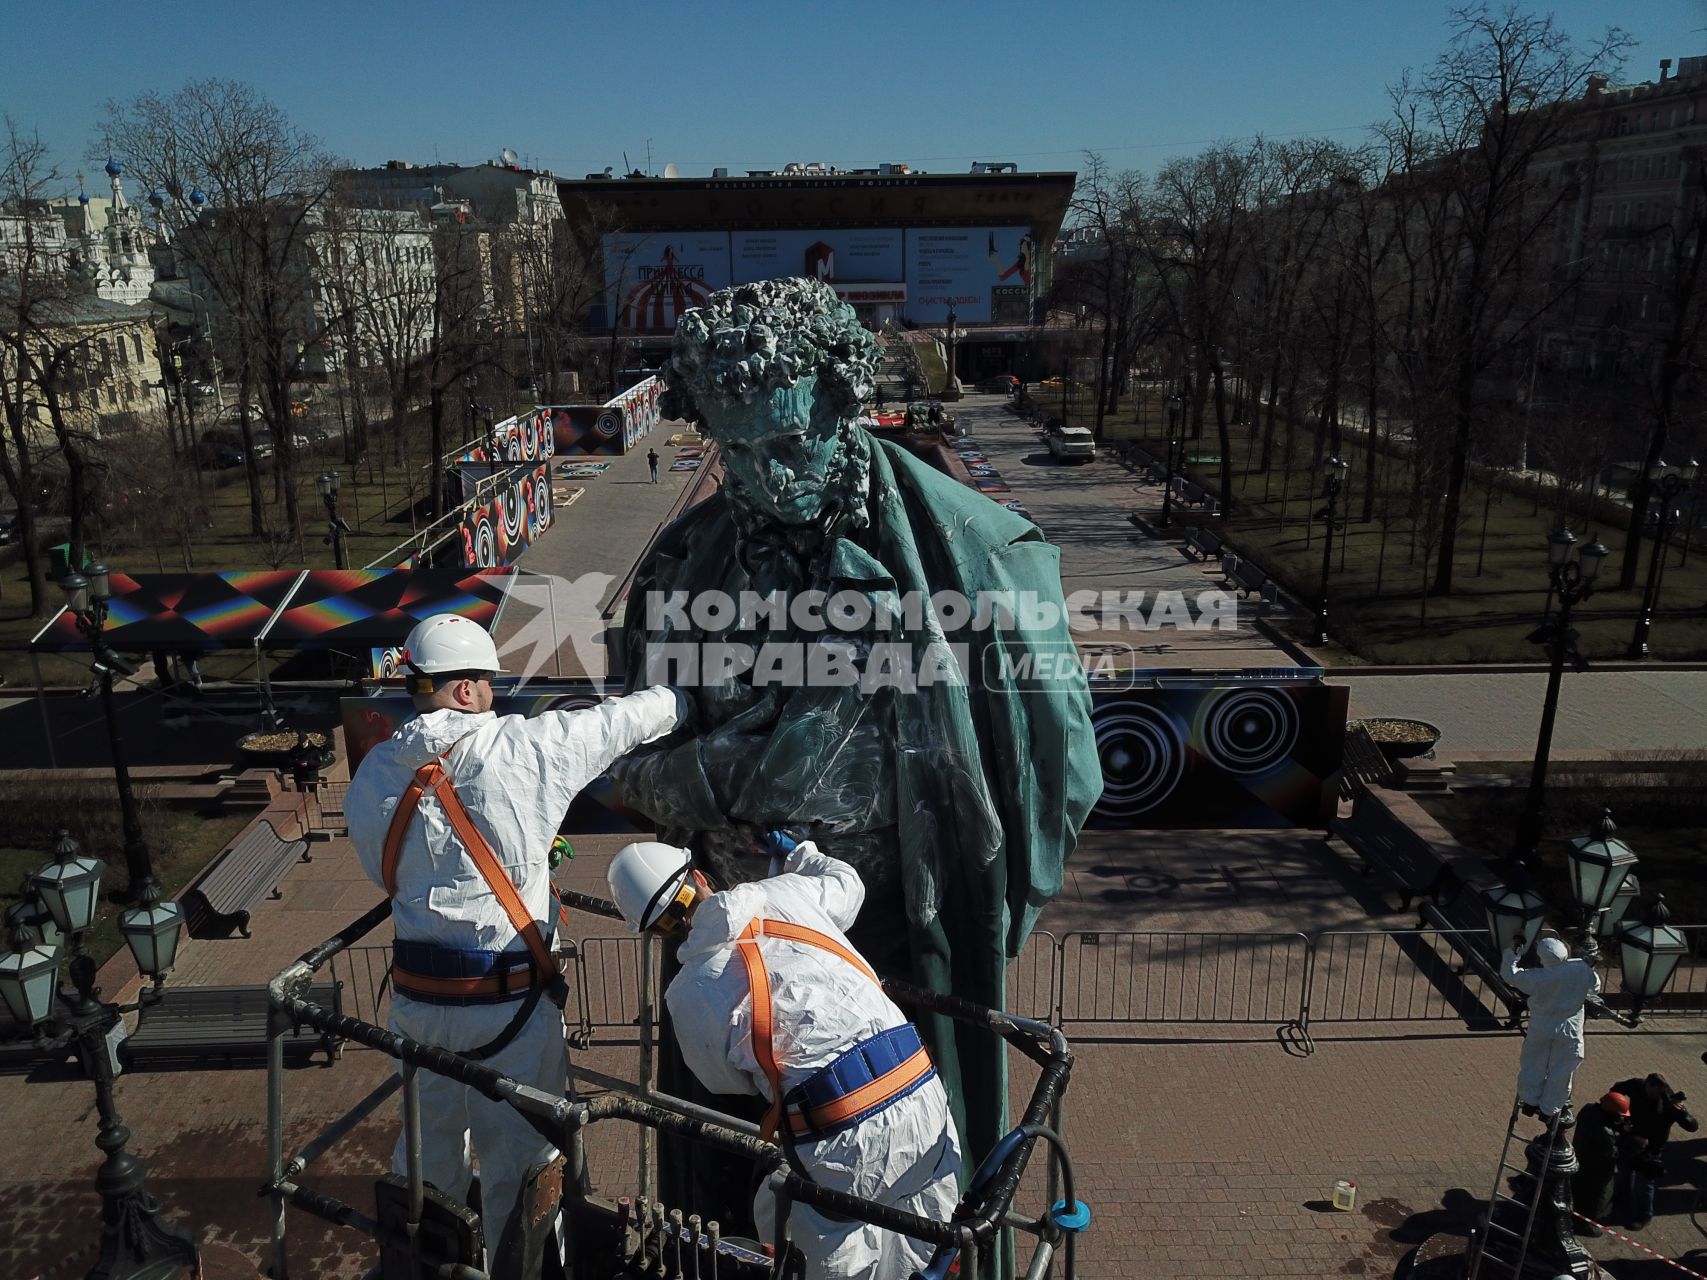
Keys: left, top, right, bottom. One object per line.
{"left": 380, "top": 753, "right": 562, "bottom": 992}
{"left": 734, "top": 916, "right": 880, "bottom": 1143}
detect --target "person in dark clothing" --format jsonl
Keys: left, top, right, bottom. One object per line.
{"left": 647, "top": 448, "right": 660, "bottom": 483}
{"left": 1572, "top": 1091, "right": 1631, "bottom": 1235}
{"left": 1611, "top": 1072, "right": 1698, "bottom": 1229}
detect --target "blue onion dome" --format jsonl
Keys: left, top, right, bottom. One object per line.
{"left": 149, "top": 188, "right": 167, "bottom": 207}
{"left": 78, "top": 190, "right": 90, "bottom": 205}
{"left": 189, "top": 188, "right": 206, "bottom": 206}
{"left": 104, "top": 158, "right": 123, "bottom": 178}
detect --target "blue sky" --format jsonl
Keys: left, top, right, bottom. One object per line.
{"left": 3, "top": 1, "right": 1703, "bottom": 194}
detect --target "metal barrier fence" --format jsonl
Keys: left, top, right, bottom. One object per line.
{"left": 1305, "top": 929, "right": 1516, "bottom": 1027}
{"left": 324, "top": 924, "right": 1705, "bottom": 1058}
{"left": 1005, "top": 930, "right": 1057, "bottom": 1022}
{"left": 1055, "top": 930, "right": 1311, "bottom": 1026}
{"left": 300, "top": 782, "right": 349, "bottom": 835}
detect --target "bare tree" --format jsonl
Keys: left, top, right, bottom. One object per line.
{"left": 103, "top": 408, "right": 208, "bottom": 570}
{"left": 1067, "top": 153, "right": 1155, "bottom": 438}
{"left": 1606, "top": 145, "right": 1707, "bottom": 587}
{"left": 100, "top": 80, "right": 339, "bottom": 548}
{"left": 1142, "top": 142, "right": 1263, "bottom": 514}
{"left": 0, "top": 121, "right": 114, "bottom": 615}
{"left": 1382, "top": 5, "right": 1630, "bottom": 595}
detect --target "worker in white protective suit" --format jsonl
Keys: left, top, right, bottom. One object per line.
{"left": 608, "top": 836, "right": 962, "bottom": 1280}
{"left": 347, "top": 613, "right": 686, "bottom": 1262}
{"left": 1501, "top": 933, "right": 1601, "bottom": 1122}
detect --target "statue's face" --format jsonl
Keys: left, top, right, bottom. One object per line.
{"left": 701, "top": 374, "right": 843, "bottom": 526}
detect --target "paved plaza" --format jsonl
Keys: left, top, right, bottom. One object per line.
{"left": 6, "top": 405, "right": 1707, "bottom": 1280}
{"left": 4, "top": 815, "right": 1705, "bottom": 1279}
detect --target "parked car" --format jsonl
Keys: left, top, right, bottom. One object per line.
{"left": 201, "top": 425, "right": 273, "bottom": 458}
{"left": 977, "top": 374, "right": 1020, "bottom": 394}
{"left": 1046, "top": 424, "right": 1098, "bottom": 463}
{"left": 194, "top": 441, "right": 245, "bottom": 469}
{"left": 221, "top": 402, "right": 266, "bottom": 424}
{"left": 0, "top": 511, "right": 18, "bottom": 544}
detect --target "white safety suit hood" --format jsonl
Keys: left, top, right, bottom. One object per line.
{"left": 1537, "top": 937, "right": 1570, "bottom": 967}
{"left": 388, "top": 707, "right": 493, "bottom": 767}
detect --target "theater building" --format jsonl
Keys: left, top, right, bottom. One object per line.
{"left": 556, "top": 162, "right": 1075, "bottom": 380}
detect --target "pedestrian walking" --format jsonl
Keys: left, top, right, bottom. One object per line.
{"left": 607, "top": 835, "right": 962, "bottom": 1280}
{"left": 346, "top": 613, "right": 686, "bottom": 1264}
{"left": 647, "top": 448, "right": 660, "bottom": 483}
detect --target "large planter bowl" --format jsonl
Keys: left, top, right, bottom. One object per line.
{"left": 1349, "top": 717, "right": 1442, "bottom": 763}
{"left": 237, "top": 729, "right": 335, "bottom": 769}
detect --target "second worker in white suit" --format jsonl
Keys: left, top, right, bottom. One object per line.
{"left": 347, "top": 613, "right": 687, "bottom": 1261}
{"left": 608, "top": 836, "right": 962, "bottom": 1280}
{"left": 1502, "top": 933, "right": 1601, "bottom": 1121}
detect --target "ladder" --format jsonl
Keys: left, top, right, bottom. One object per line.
{"left": 1466, "top": 1096, "right": 1566, "bottom": 1280}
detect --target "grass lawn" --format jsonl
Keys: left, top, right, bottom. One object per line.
{"left": 1048, "top": 384, "right": 1707, "bottom": 663}
{"left": 1417, "top": 785, "right": 1707, "bottom": 926}
{"left": 0, "top": 805, "right": 253, "bottom": 969}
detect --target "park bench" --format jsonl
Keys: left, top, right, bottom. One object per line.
{"left": 1227, "top": 558, "right": 1269, "bottom": 598}
{"left": 1329, "top": 788, "right": 1455, "bottom": 910}
{"left": 123, "top": 981, "right": 344, "bottom": 1068}
{"left": 182, "top": 818, "right": 310, "bottom": 938}
{"left": 1182, "top": 527, "right": 1223, "bottom": 561}
{"left": 1336, "top": 722, "right": 1396, "bottom": 800}
{"left": 1328, "top": 789, "right": 1525, "bottom": 1022}
{"left": 1180, "top": 482, "right": 1218, "bottom": 515}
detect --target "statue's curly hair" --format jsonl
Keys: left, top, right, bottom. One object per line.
{"left": 660, "top": 278, "right": 878, "bottom": 426}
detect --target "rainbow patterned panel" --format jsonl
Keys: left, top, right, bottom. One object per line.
{"left": 265, "top": 568, "right": 515, "bottom": 649}
{"left": 28, "top": 570, "right": 302, "bottom": 653}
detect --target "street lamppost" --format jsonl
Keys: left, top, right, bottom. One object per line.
{"left": 1626, "top": 457, "right": 1698, "bottom": 659}
{"left": 1059, "top": 350, "right": 1071, "bottom": 428}
{"left": 1512, "top": 529, "right": 1609, "bottom": 866}
{"left": 1312, "top": 457, "right": 1350, "bottom": 646}
{"left": 1562, "top": 809, "right": 1638, "bottom": 964}
{"left": 58, "top": 566, "right": 150, "bottom": 900}
{"left": 1160, "top": 396, "right": 1183, "bottom": 529}
{"left": 1482, "top": 884, "right": 1548, "bottom": 954}
{"left": 317, "top": 471, "right": 349, "bottom": 570}
{"left": 1614, "top": 893, "right": 1689, "bottom": 1022}
{"left": 942, "top": 305, "right": 963, "bottom": 401}
{"left": 0, "top": 831, "right": 198, "bottom": 1278}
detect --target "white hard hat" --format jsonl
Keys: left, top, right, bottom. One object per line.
{"left": 1537, "top": 937, "right": 1571, "bottom": 967}
{"left": 608, "top": 841, "right": 693, "bottom": 933}
{"left": 403, "top": 614, "right": 503, "bottom": 677}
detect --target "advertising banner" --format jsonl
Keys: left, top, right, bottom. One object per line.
{"left": 732, "top": 229, "right": 903, "bottom": 286}
{"left": 904, "top": 226, "right": 1034, "bottom": 324}
{"left": 546, "top": 377, "right": 665, "bottom": 456}
{"left": 603, "top": 232, "right": 731, "bottom": 331}
{"left": 458, "top": 462, "right": 552, "bottom": 568}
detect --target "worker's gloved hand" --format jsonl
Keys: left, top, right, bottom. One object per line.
{"left": 667, "top": 686, "right": 695, "bottom": 729}
{"left": 549, "top": 835, "right": 575, "bottom": 869}
{"left": 757, "top": 829, "right": 799, "bottom": 861}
